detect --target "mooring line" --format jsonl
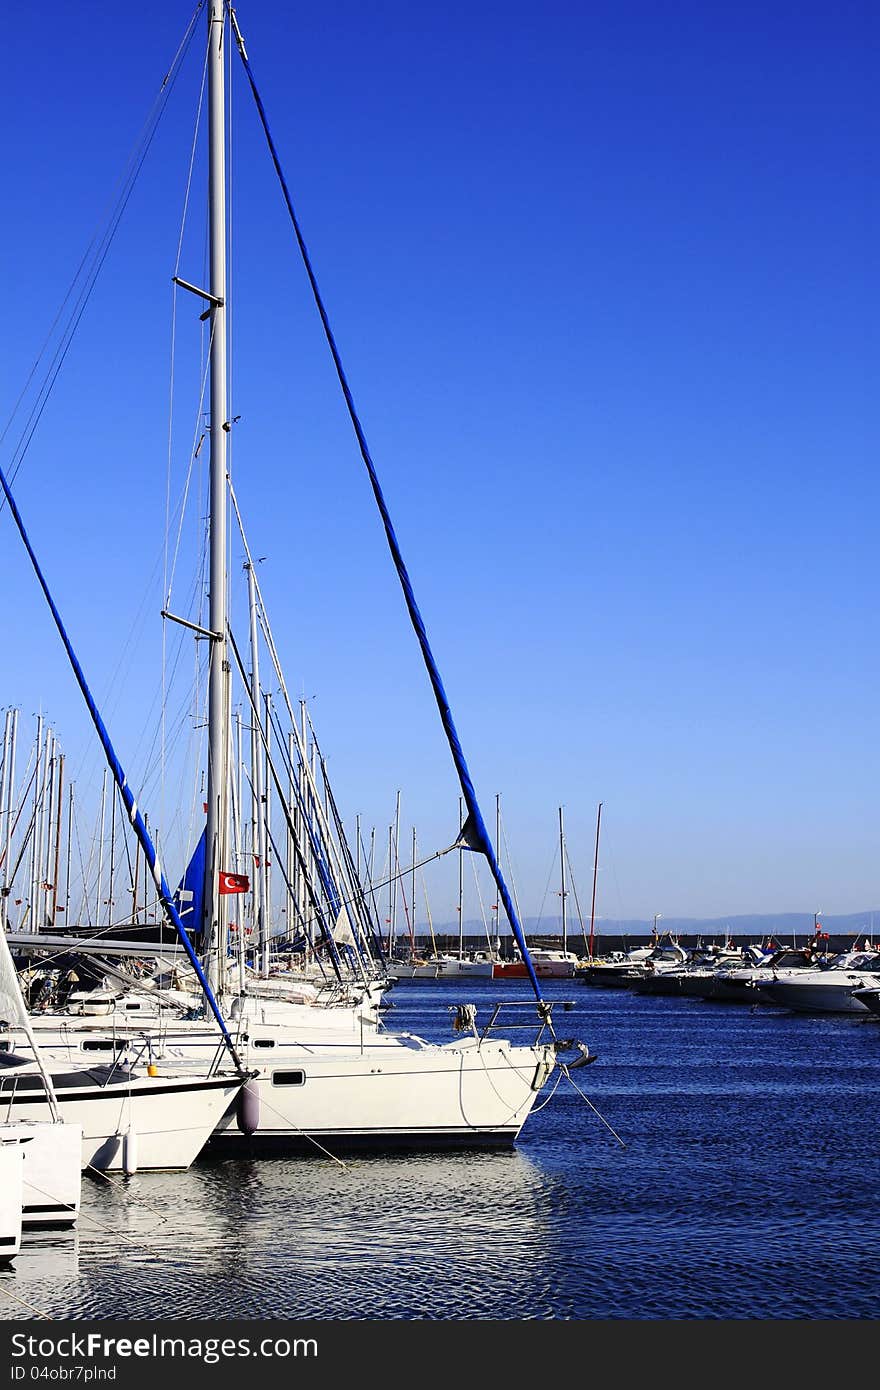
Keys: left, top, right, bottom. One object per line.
{"left": 0, "top": 1279, "right": 55, "bottom": 1320}
{"left": 560, "top": 1065, "right": 627, "bottom": 1147}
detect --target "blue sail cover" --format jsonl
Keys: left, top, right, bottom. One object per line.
{"left": 174, "top": 827, "right": 206, "bottom": 936}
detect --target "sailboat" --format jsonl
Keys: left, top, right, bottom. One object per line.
{"left": 493, "top": 809, "right": 580, "bottom": 978}
{"left": 388, "top": 800, "right": 497, "bottom": 980}
{"left": 2, "top": 2, "right": 591, "bottom": 1154}
{"left": 0, "top": 882, "right": 241, "bottom": 1176}
{"left": 0, "top": 955, "right": 81, "bottom": 1228}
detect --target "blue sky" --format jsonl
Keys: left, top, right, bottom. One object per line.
{"left": 1, "top": 0, "right": 876, "bottom": 926}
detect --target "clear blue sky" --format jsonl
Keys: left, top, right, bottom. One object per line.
{"left": 1, "top": 0, "right": 876, "bottom": 925}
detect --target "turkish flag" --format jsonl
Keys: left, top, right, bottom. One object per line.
{"left": 219, "top": 872, "right": 250, "bottom": 895}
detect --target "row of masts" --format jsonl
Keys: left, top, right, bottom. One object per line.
{"left": 380, "top": 791, "right": 606, "bottom": 958}
{"left": 1, "top": 699, "right": 608, "bottom": 968}
{"left": 0, "top": 694, "right": 387, "bottom": 975}
{"left": 0, "top": 713, "right": 161, "bottom": 935}
{"left": 0, "top": 709, "right": 67, "bottom": 933}
{"left": 12, "top": 2, "right": 598, "bottom": 987}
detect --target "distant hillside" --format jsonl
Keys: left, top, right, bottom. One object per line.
{"left": 415, "top": 910, "right": 879, "bottom": 940}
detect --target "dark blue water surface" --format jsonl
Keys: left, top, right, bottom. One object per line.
{"left": 3, "top": 979, "right": 879, "bottom": 1320}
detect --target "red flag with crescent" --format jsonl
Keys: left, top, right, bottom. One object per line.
{"left": 219, "top": 872, "right": 250, "bottom": 895}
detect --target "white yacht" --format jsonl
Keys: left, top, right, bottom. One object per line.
{"left": 753, "top": 951, "right": 880, "bottom": 1014}
{"left": 689, "top": 946, "right": 821, "bottom": 1003}
{"left": 631, "top": 944, "right": 743, "bottom": 997}
{"left": 579, "top": 941, "right": 688, "bottom": 987}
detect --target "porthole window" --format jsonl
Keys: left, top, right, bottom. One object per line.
{"left": 271, "top": 1070, "right": 305, "bottom": 1086}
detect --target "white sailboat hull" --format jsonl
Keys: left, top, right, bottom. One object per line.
{"left": 208, "top": 1037, "right": 555, "bottom": 1152}
{"left": 0, "top": 1071, "right": 243, "bottom": 1171}
{"left": 4, "top": 1122, "right": 82, "bottom": 1227}
{"left": 387, "top": 957, "right": 495, "bottom": 980}
{"left": 11, "top": 1022, "right": 555, "bottom": 1153}
{"left": 386, "top": 962, "right": 443, "bottom": 980}
{"left": 0, "top": 1140, "right": 24, "bottom": 1260}
{"left": 439, "top": 959, "right": 495, "bottom": 979}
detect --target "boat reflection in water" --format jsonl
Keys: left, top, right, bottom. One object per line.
{"left": 6, "top": 1148, "right": 558, "bottom": 1319}
{"left": 1, "top": 1227, "right": 79, "bottom": 1295}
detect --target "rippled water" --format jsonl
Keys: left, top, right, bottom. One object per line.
{"left": 3, "top": 980, "right": 879, "bottom": 1320}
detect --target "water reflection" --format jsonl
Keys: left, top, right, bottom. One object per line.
{"left": 2, "top": 982, "right": 879, "bottom": 1319}
{"left": 4, "top": 1147, "right": 557, "bottom": 1319}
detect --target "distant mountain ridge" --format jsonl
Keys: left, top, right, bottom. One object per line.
{"left": 417, "top": 910, "right": 879, "bottom": 940}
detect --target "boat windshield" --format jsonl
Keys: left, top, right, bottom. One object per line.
{"left": 824, "top": 952, "right": 877, "bottom": 970}
{"left": 840, "top": 953, "right": 880, "bottom": 971}
{"left": 770, "top": 951, "right": 812, "bottom": 968}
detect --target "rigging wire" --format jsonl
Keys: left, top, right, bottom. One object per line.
{"left": 229, "top": 13, "right": 544, "bottom": 1002}
{"left": 564, "top": 840, "right": 590, "bottom": 951}
{"left": 0, "top": 3, "right": 206, "bottom": 501}
{"left": 499, "top": 803, "right": 525, "bottom": 938}
{"left": 421, "top": 869, "right": 438, "bottom": 956}
{"left": 224, "top": 627, "right": 346, "bottom": 982}
{"left": 470, "top": 854, "right": 493, "bottom": 948}
{"left": 164, "top": 21, "right": 212, "bottom": 839}
{"left": 534, "top": 842, "right": 560, "bottom": 936}
{"left": 0, "top": 456, "right": 243, "bottom": 1070}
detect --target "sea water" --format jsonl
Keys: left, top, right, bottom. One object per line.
{"left": 3, "top": 978, "right": 879, "bottom": 1320}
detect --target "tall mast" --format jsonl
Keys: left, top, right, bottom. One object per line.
{"left": 391, "top": 790, "right": 401, "bottom": 955}
{"left": 558, "top": 805, "right": 567, "bottom": 955}
{"left": 0, "top": 710, "right": 14, "bottom": 931}
{"left": 493, "top": 793, "right": 500, "bottom": 945}
{"left": 64, "top": 782, "right": 73, "bottom": 926}
{"left": 50, "top": 752, "right": 64, "bottom": 928}
{"left": 131, "top": 800, "right": 141, "bottom": 925}
{"left": 262, "top": 690, "right": 272, "bottom": 975}
{"left": 387, "top": 824, "right": 394, "bottom": 954}
{"left": 297, "top": 700, "right": 307, "bottom": 936}
{"left": 95, "top": 767, "right": 107, "bottom": 927}
{"left": 246, "top": 561, "right": 266, "bottom": 975}
{"left": 203, "top": 0, "right": 231, "bottom": 996}
{"left": 411, "top": 825, "right": 417, "bottom": 953}
{"left": 107, "top": 778, "right": 117, "bottom": 926}
{"left": 28, "top": 712, "right": 43, "bottom": 932}
{"left": 588, "top": 801, "right": 602, "bottom": 959}
{"left": 457, "top": 794, "right": 463, "bottom": 960}
{"left": 43, "top": 734, "right": 57, "bottom": 929}
{"left": 287, "top": 732, "right": 296, "bottom": 931}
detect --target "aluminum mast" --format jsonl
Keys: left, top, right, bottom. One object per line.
{"left": 203, "top": 1, "right": 231, "bottom": 996}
